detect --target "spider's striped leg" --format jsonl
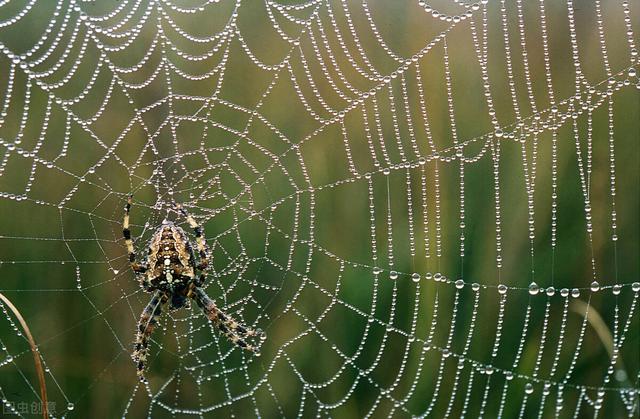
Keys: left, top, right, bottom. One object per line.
{"left": 176, "top": 204, "right": 210, "bottom": 272}
{"left": 195, "top": 272, "right": 207, "bottom": 288}
{"left": 123, "top": 196, "right": 147, "bottom": 274}
{"left": 192, "top": 287, "right": 264, "bottom": 353}
{"left": 132, "top": 292, "right": 167, "bottom": 381}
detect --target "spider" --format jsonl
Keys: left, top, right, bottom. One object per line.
{"left": 123, "top": 196, "right": 263, "bottom": 381}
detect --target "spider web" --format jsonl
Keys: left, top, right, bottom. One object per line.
{"left": 0, "top": 0, "right": 638, "bottom": 417}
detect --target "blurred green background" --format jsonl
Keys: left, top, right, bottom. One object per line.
{"left": 0, "top": 0, "right": 638, "bottom": 417}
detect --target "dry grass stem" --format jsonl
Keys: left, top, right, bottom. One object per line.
{"left": 0, "top": 292, "right": 49, "bottom": 419}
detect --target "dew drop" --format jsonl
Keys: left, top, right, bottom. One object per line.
{"left": 590, "top": 281, "right": 600, "bottom": 292}
{"left": 612, "top": 284, "right": 621, "bottom": 296}
{"left": 528, "top": 282, "right": 539, "bottom": 296}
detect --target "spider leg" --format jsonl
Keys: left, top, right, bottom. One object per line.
{"left": 191, "top": 287, "right": 263, "bottom": 353}
{"left": 176, "top": 204, "right": 210, "bottom": 272}
{"left": 123, "top": 195, "right": 147, "bottom": 274}
{"left": 195, "top": 272, "right": 207, "bottom": 288}
{"left": 132, "top": 291, "right": 168, "bottom": 381}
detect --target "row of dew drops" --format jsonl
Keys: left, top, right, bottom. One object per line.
{"left": 372, "top": 267, "right": 640, "bottom": 297}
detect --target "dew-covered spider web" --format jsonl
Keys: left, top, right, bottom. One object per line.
{"left": 0, "top": 0, "right": 638, "bottom": 417}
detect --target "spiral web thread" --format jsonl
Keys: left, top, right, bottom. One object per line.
{"left": 0, "top": 0, "right": 638, "bottom": 417}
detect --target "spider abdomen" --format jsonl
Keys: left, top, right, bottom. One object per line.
{"left": 144, "top": 222, "right": 195, "bottom": 292}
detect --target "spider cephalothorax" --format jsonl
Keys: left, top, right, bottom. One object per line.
{"left": 123, "top": 196, "right": 264, "bottom": 381}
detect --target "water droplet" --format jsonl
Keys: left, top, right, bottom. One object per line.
{"left": 612, "top": 284, "right": 621, "bottom": 295}
{"left": 389, "top": 271, "right": 398, "bottom": 280}
{"left": 528, "top": 282, "right": 539, "bottom": 296}
{"left": 545, "top": 287, "right": 555, "bottom": 297}
{"left": 505, "top": 371, "right": 514, "bottom": 380}
{"left": 632, "top": 282, "right": 640, "bottom": 293}
{"left": 472, "top": 283, "right": 480, "bottom": 292}
{"left": 525, "top": 383, "right": 534, "bottom": 394}
{"left": 590, "top": 281, "right": 600, "bottom": 292}
{"left": 498, "top": 284, "right": 507, "bottom": 295}
{"left": 571, "top": 288, "right": 580, "bottom": 298}
{"left": 455, "top": 279, "right": 464, "bottom": 289}
{"left": 411, "top": 273, "right": 421, "bottom": 283}
{"left": 67, "top": 403, "right": 75, "bottom": 411}
{"left": 560, "top": 288, "right": 570, "bottom": 298}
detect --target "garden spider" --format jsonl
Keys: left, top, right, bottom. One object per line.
{"left": 123, "top": 196, "right": 264, "bottom": 381}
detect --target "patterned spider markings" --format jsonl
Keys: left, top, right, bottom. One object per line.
{"left": 123, "top": 196, "right": 264, "bottom": 381}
